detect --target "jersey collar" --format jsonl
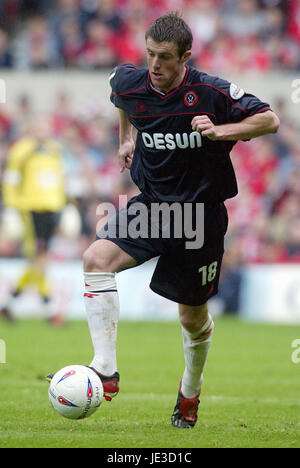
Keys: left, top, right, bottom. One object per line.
{"left": 147, "top": 65, "right": 190, "bottom": 99}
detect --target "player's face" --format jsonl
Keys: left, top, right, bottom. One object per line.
{"left": 146, "top": 38, "right": 191, "bottom": 94}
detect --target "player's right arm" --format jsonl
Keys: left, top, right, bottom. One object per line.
{"left": 118, "top": 109, "right": 135, "bottom": 173}
{"left": 109, "top": 64, "right": 141, "bottom": 173}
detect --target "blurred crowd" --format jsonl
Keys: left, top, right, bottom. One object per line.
{"left": 0, "top": 0, "right": 299, "bottom": 72}
{"left": 0, "top": 88, "right": 138, "bottom": 260}
{"left": 0, "top": 0, "right": 300, "bottom": 314}
{"left": 0, "top": 88, "right": 299, "bottom": 267}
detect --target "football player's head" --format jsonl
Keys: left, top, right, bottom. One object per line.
{"left": 145, "top": 13, "right": 193, "bottom": 94}
{"left": 145, "top": 12, "right": 193, "bottom": 59}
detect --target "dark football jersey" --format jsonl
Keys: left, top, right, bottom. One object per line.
{"left": 110, "top": 64, "right": 271, "bottom": 203}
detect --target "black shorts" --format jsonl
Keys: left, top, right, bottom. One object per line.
{"left": 21, "top": 211, "right": 61, "bottom": 256}
{"left": 97, "top": 194, "right": 228, "bottom": 306}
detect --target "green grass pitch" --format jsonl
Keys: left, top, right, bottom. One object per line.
{"left": 0, "top": 316, "right": 299, "bottom": 448}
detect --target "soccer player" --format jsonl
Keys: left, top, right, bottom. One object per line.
{"left": 1, "top": 117, "right": 66, "bottom": 323}
{"left": 48, "top": 13, "right": 280, "bottom": 428}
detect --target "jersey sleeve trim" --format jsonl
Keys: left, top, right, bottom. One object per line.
{"left": 119, "top": 65, "right": 137, "bottom": 72}
{"left": 128, "top": 111, "right": 216, "bottom": 119}
{"left": 253, "top": 106, "right": 272, "bottom": 114}
{"left": 111, "top": 86, "right": 146, "bottom": 97}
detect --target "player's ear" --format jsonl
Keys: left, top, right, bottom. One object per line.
{"left": 180, "top": 50, "right": 192, "bottom": 63}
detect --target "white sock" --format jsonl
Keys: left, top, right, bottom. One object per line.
{"left": 181, "top": 314, "right": 214, "bottom": 399}
{"left": 84, "top": 272, "right": 119, "bottom": 376}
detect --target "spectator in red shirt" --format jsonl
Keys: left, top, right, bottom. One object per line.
{"left": 79, "top": 19, "right": 117, "bottom": 69}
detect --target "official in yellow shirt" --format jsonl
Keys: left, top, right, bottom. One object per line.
{"left": 1, "top": 117, "right": 67, "bottom": 323}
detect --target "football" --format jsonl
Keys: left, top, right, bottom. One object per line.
{"left": 48, "top": 365, "right": 103, "bottom": 420}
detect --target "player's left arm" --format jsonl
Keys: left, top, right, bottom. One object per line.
{"left": 191, "top": 110, "right": 280, "bottom": 142}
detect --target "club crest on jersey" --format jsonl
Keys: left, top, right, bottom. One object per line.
{"left": 184, "top": 91, "right": 199, "bottom": 107}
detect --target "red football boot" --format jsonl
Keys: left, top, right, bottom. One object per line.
{"left": 88, "top": 367, "right": 120, "bottom": 402}
{"left": 171, "top": 383, "right": 200, "bottom": 428}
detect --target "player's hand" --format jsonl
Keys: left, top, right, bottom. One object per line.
{"left": 118, "top": 140, "right": 135, "bottom": 173}
{"left": 191, "top": 115, "right": 220, "bottom": 141}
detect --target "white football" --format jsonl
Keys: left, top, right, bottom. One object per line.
{"left": 48, "top": 365, "right": 103, "bottom": 420}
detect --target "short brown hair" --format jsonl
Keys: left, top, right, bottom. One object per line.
{"left": 145, "top": 12, "right": 193, "bottom": 58}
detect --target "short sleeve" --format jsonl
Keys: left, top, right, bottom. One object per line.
{"left": 210, "top": 76, "right": 271, "bottom": 123}
{"left": 109, "top": 64, "right": 138, "bottom": 109}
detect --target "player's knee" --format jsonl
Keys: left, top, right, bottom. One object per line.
{"left": 180, "top": 315, "right": 204, "bottom": 334}
{"left": 83, "top": 243, "right": 115, "bottom": 273}
{"left": 179, "top": 303, "right": 209, "bottom": 333}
